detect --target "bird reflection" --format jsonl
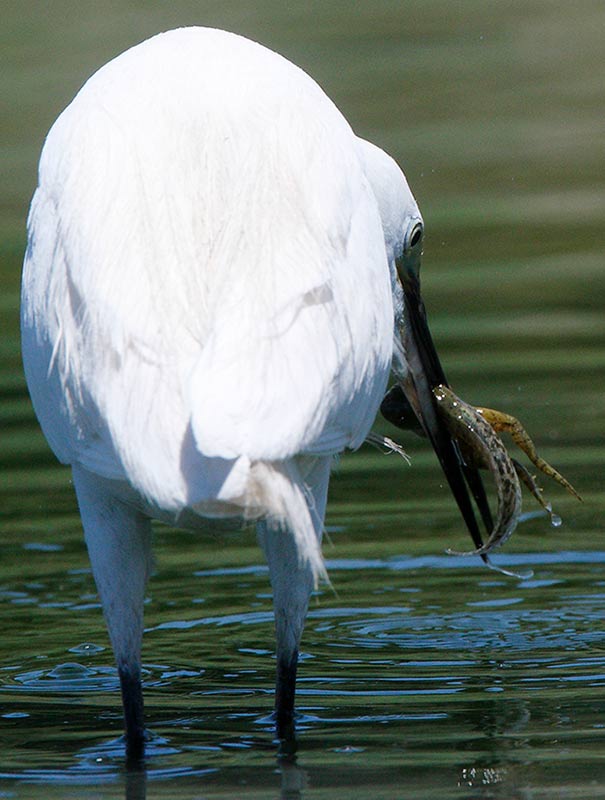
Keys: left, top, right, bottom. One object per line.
{"left": 121, "top": 745, "right": 307, "bottom": 800}
{"left": 277, "top": 754, "right": 308, "bottom": 800}
{"left": 124, "top": 759, "right": 146, "bottom": 800}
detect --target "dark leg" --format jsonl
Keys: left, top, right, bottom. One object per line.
{"left": 275, "top": 649, "right": 298, "bottom": 742}
{"left": 257, "top": 514, "right": 312, "bottom": 744}
{"left": 256, "top": 456, "right": 331, "bottom": 746}
{"left": 119, "top": 664, "right": 146, "bottom": 762}
{"left": 72, "top": 466, "right": 153, "bottom": 760}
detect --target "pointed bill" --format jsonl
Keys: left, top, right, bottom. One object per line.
{"left": 392, "top": 245, "right": 493, "bottom": 557}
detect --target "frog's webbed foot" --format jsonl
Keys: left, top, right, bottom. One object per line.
{"left": 511, "top": 458, "right": 562, "bottom": 527}
{"left": 476, "top": 406, "right": 582, "bottom": 502}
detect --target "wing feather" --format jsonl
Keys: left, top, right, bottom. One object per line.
{"left": 21, "top": 28, "right": 393, "bottom": 512}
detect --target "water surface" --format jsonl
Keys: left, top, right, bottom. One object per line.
{"left": 1, "top": 2, "right": 604, "bottom": 798}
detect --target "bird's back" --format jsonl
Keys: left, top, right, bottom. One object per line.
{"left": 21, "top": 27, "right": 393, "bottom": 517}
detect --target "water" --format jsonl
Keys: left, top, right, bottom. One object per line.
{"left": 1, "top": 2, "right": 605, "bottom": 798}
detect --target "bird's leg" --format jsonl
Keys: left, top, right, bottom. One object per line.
{"left": 257, "top": 456, "right": 331, "bottom": 744}
{"left": 71, "top": 465, "right": 153, "bottom": 761}
{"left": 257, "top": 516, "right": 315, "bottom": 742}
{"left": 275, "top": 642, "right": 299, "bottom": 740}
{"left": 119, "top": 666, "right": 145, "bottom": 761}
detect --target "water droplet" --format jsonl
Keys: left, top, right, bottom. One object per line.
{"left": 69, "top": 642, "right": 105, "bottom": 656}
{"left": 550, "top": 514, "right": 562, "bottom": 528}
{"left": 47, "top": 662, "right": 94, "bottom": 680}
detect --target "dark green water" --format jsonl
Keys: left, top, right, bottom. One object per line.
{"left": 1, "top": 2, "right": 604, "bottom": 798}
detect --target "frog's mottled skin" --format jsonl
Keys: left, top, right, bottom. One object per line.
{"left": 433, "top": 385, "right": 522, "bottom": 555}
{"left": 433, "top": 384, "right": 582, "bottom": 556}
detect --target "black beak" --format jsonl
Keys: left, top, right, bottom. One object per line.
{"left": 383, "top": 262, "right": 493, "bottom": 557}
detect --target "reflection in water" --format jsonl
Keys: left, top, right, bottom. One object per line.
{"left": 125, "top": 760, "right": 147, "bottom": 800}
{"left": 3, "top": 550, "right": 605, "bottom": 797}
{"left": 122, "top": 752, "right": 307, "bottom": 800}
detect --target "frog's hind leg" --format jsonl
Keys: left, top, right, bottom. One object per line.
{"left": 476, "top": 407, "right": 582, "bottom": 502}
{"left": 512, "top": 458, "right": 561, "bottom": 527}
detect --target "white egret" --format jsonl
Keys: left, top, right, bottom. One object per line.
{"left": 21, "top": 27, "right": 488, "bottom": 759}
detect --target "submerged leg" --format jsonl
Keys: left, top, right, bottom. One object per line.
{"left": 72, "top": 465, "right": 153, "bottom": 760}
{"left": 257, "top": 456, "right": 331, "bottom": 741}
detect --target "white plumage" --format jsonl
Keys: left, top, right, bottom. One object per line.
{"left": 21, "top": 27, "right": 423, "bottom": 756}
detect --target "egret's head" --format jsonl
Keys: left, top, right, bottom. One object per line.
{"left": 359, "top": 138, "right": 491, "bottom": 556}
{"left": 356, "top": 138, "right": 424, "bottom": 329}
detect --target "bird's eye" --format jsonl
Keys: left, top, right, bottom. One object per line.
{"left": 410, "top": 224, "right": 423, "bottom": 247}
{"left": 407, "top": 221, "right": 423, "bottom": 250}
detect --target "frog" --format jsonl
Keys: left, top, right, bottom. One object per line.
{"left": 379, "top": 383, "right": 581, "bottom": 557}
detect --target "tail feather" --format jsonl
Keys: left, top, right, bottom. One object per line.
{"left": 249, "top": 460, "right": 327, "bottom": 587}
